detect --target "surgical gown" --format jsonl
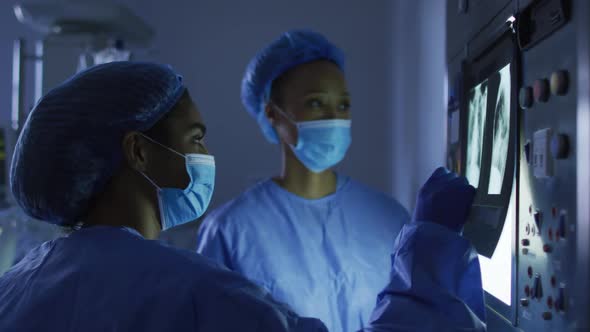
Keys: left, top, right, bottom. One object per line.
{"left": 0, "top": 226, "right": 326, "bottom": 332}
{"left": 197, "top": 175, "right": 410, "bottom": 332}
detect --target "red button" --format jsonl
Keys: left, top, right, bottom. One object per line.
{"left": 522, "top": 239, "right": 531, "bottom": 246}
{"left": 525, "top": 285, "right": 531, "bottom": 297}
{"left": 534, "top": 79, "right": 550, "bottom": 102}
{"left": 544, "top": 244, "right": 553, "bottom": 253}
{"left": 547, "top": 296, "right": 554, "bottom": 308}
{"left": 548, "top": 228, "right": 554, "bottom": 241}
{"left": 528, "top": 266, "right": 533, "bottom": 278}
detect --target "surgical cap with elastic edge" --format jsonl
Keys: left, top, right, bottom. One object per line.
{"left": 10, "top": 61, "right": 186, "bottom": 226}
{"left": 241, "top": 29, "right": 346, "bottom": 143}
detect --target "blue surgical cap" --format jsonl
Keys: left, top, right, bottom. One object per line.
{"left": 11, "top": 62, "right": 185, "bottom": 226}
{"left": 241, "top": 29, "right": 345, "bottom": 143}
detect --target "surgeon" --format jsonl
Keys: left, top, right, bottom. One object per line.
{"left": 197, "top": 30, "right": 410, "bottom": 332}
{"left": 0, "top": 62, "right": 323, "bottom": 331}
{"left": 0, "top": 61, "right": 485, "bottom": 332}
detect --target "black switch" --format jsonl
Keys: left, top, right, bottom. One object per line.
{"left": 520, "top": 87, "right": 534, "bottom": 109}
{"left": 524, "top": 141, "right": 532, "bottom": 163}
{"left": 533, "top": 273, "right": 543, "bottom": 299}
{"left": 556, "top": 286, "right": 566, "bottom": 312}
{"left": 551, "top": 134, "right": 570, "bottom": 159}
{"left": 534, "top": 211, "right": 543, "bottom": 230}
{"left": 559, "top": 213, "right": 567, "bottom": 239}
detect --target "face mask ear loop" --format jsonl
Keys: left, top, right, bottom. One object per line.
{"left": 140, "top": 133, "right": 187, "bottom": 160}
{"left": 136, "top": 170, "right": 167, "bottom": 230}
{"left": 138, "top": 170, "right": 161, "bottom": 190}
{"left": 269, "top": 102, "right": 302, "bottom": 149}
{"left": 269, "top": 102, "right": 301, "bottom": 127}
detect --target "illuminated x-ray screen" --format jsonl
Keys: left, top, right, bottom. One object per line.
{"left": 478, "top": 186, "right": 514, "bottom": 305}
{"left": 488, "top": 64, "right": 511, "bottom": 194}
{"left": 466, "top": 80, "right": 488, "bottom": 187}
{"left": 470, "top": 63, "right": 513, "bottom": 305}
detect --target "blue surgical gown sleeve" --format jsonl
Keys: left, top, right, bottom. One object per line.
{"left": 362, "top": 222, "right": 487, "bottom": 332}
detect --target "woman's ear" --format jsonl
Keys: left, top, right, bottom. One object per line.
{"left": 122, "top": 132, "right": 149, "bottom": 172}
{"left": 265, "top": 103, "right": 278, "bottom": 126}
{"left": 265, "top": 103, "right": 297, "bottom": 145}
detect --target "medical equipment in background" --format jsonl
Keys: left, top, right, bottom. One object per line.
{"left": 0, "top": 0, "right": 155, "bottom": 276}
{"left": 446, "top": 0, "right": 589, "bottom": 330}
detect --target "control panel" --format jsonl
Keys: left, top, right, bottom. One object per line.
{"left": 446, "top": 0, "right": 590, "bottom": 330}
{"left": 517, "top": 5, "right": 576, "bottom": 329}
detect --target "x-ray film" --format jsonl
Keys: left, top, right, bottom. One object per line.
{"left": 466, "top": 80, "right": 488, "bottom": 188}
{"left": 488, "top": 64, "right": 511, "bottom": 194}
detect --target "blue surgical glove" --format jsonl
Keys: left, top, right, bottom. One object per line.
{"left": 412, "top": 167, "right": 476, "bottom": 232}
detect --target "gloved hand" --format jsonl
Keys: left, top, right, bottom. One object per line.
{"left": 412, "top": 167, "right": 476, "bottom": 232}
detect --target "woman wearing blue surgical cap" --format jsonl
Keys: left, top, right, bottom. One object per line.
{"left": 197, "top": 30, "right": 410, "bottom": 332}
{"left": 0, "top": 62, "right": 328, "bottom": 331}
{"left": 0, "top": 62, "right": 486, "bottom": 332}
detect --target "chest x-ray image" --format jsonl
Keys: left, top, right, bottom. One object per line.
{"left": 488, "top": 64, "right": 511, "bottom": 194}
{"left": 466, "top": 79, "right": 489, "bottom": 188}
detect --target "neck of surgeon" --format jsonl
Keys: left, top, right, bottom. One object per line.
{"left": 83, "top": 170, "right": 161, "bottom": 240}
{"left": 275, "top": 144, "right": 338, "bottom": 199}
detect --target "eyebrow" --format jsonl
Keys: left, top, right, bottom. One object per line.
{"left": 302, "top": 91, "right": 351, "bottom": 97}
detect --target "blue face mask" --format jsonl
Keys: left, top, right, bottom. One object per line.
{"left": 273, "top": 105, "right": 352, "bottom": 173}
{"left": 139, "top": 135, "right": 215, "bottom": 231}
